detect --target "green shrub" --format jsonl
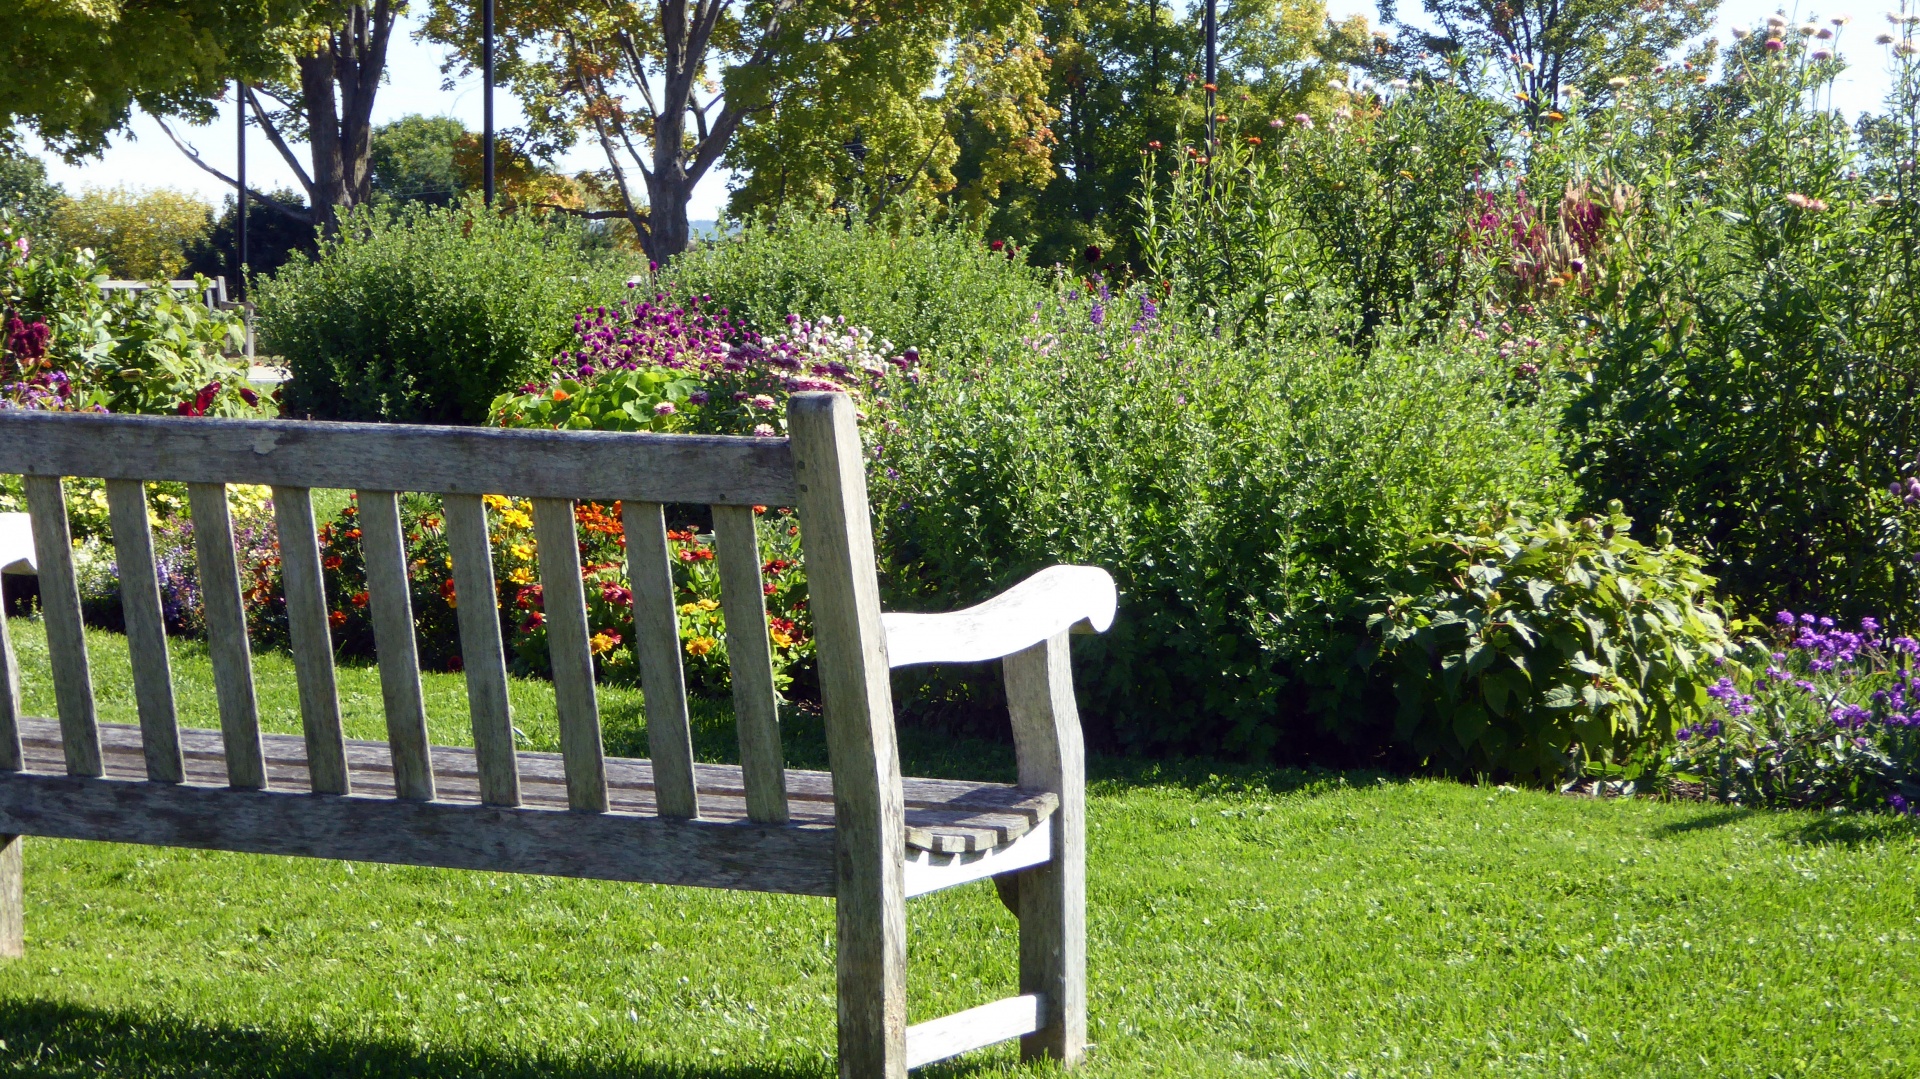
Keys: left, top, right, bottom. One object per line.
{"left": 1560, "top": 39, "right": 1920, "bottom": 622}
{"left": 876, "top": 289, "right": 1573, "bottom": 760}
{"left": 664, "top": 209, "right": 1048, "bottom": 362}
{"left": 258, "top": 197, "right": 631, "bottom": 424}
{"left": 1364, "top": 504, "right": 1739, "bottom": 782}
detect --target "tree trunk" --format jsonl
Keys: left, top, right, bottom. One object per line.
{"left": 643, "top": 170, "right": 693, "bottom": 264}
{"left": 295, "top": 0, "right": 395, "bottom": 231}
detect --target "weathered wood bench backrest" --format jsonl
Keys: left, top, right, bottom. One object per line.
{"left": 0, "top": 397, "right": 853, "bottom": 822}
{"left": 0, "top": 393, "right": 1104, "bottom": 1077}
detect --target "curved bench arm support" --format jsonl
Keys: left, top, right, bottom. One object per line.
{"left": 881, "top": 566, "right": 1117, "bottom": 669}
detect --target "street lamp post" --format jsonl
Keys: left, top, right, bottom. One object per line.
{"left": 236, "top": 79, "right": 248, "bottom": 294}
{"left": 483, "top": 0, "right": 495, "bottom": 206}
{"left": 1205, "top": 0, "right": 1218, "bottom": 146}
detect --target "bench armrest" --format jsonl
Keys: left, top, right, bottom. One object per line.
{"left": 881, "top": 565, "right": 1117, "bottom": 668}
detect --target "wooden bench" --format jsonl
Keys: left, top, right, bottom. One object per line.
{"left": 0, "top": 393, "right": 1113, "bottom": 1076}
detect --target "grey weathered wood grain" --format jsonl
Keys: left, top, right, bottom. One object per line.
{"left": 104, "top": 479, "right": 183, "bottom": 783}
{"left": 789, "top": 392, "right": 908, "bottom": 1079}
{"left": 883, "top": 565, "right": 1118, "bottom": 668}
{"left": 1004, "top": 631, "right": 1087, "bottom": 1065}
{"left": 0, "top": 412, "right": 795, "bottom": 506}
{"left": 0, "top": 772, "right": 837, "bottom": 896}
{"left": 712, "top": 504, "right": 787, "bottom": 824}
{"left": 904, "top": 994, "right": 1045, "bottom": 1070}
{"left": 186, "top": 483, "right": 267, "bottom": 789}
{"left": 904, "top": 818, "right": 1052, "bottom": 899}
{"left": 0, "top": 835, "right": 18, "bottom": 958}
{"left": 357, "top": 491, "right": 434, "bottom": 801}
{"left": 442, "top": 494, "right": 519, "bottom": 807}
{"left": 0, "top": 606, "right": 22, "bottom": 771}
{"left": 270, "top": 486, "right": 350, "bottom": 795}
{"left": 532, "top": 498, "right": 608, "bottom": 814}
{"left": 621, "top": 500, "right": 699, "bottom": 819}
{"left": 23, "top": 476, "right": 100, "bottom": 777}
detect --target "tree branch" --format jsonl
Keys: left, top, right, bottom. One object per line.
{"left": 151, "top": 115, "right": 312, "bottom": 223}
{"left": 244, "top": 85, "right": 318, "bottom": 195}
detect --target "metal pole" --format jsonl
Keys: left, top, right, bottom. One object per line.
{"left": 236, "top": 80, "right": 248, "bottom": 295}
{"left": 1205, "top": 0, "right": 1218, "bottom": 147}
{"left": 482, "top": 0, "right": 495, "bottom": 206}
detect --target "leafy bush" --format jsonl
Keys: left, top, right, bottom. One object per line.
{"left": 47, "top": 185, "right": 213, "bottom": 281}
{"left": 3, "top": 213, "right": 251, "bottom": 415}
{"left": 875, "top": 286, "right": 1573, "bottom": 760}
{"left": 259, "top": 197, "right": 632, "bottom": 424}
{"left": 1364, "top": 504, "right": 1740, "bottom": 782}
{"left": 1561, "top": 36, "right": 1920, "bottom": 621}
{"left": 664, "top": 209, "right": 1046, "bottom": 363}
{"left": 1669, "top": 612, "right": 1920, "bottom": 816}
{"left": 1137, "top": 81, "right": 1506, "bottom": 343}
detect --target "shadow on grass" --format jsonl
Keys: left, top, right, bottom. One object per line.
{"left": 0, "top": 998, "right": 830, "bottom": 1079}
{"left": 1649, "top": 807, "right": 1759, "bottom": 838}
{"left": 0, "top": 998, "right": 1036, "bottom": 1079}
{"left": 1778, "top": 811, "right": 1920, "bottom": 848}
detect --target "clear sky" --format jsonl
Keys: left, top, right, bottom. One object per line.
{"left": 28, "top": 1, "right": 1912, "bottom": 217}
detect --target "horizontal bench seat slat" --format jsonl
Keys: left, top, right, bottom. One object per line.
{"left": 0, "top": 770, "right": 838, "bottom": 896}
{"left": 0, "top": 412, "right": 795, "bottom": 506}
{"left": 12, "top": 718, "right": 1053, "bottom": 855}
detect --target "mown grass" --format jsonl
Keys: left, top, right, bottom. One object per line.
{"left": 1, "top": 616, "right": 1917, "bottom": 1076}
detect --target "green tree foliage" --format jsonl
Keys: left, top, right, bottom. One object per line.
{"left": 0, "top": 147, "right": 66, "bottom": 235}
{"left": 183, "top": 189, "right": 317, "bottom": 284}
{"left": 48, "top": 186, "right": 216, "bottom": 281}
{"left": 1, "top": 0, "right": 311, "bottom": 159}
{"left": 369, "top": 115, "right": 470, "bottom": 206}
{"left": 967, "top": 0, "right": 1357, "bottom": 267}
{"left": 421, "top": 0, "right": 1046, "bottom": 261}
{"left": 1385, "top": 0, "right": 1719, "bottom": 123}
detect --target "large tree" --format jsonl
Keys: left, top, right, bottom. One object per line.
{"left": 7, "top": 0, "right": 404, "bottom": 231}
{"left": 1386, "top": 0, "right": 1719, "bottom": 125}
{"left": 422, "top": 0, "right": 1036, "bottom": 261}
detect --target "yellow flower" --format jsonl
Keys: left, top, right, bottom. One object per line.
{"left": 509, "top": 567, "right": 536, "bottom": 584}
{"left": 686, "top": 636, "right": 718, "bottom": 657}
{"left": 483, "top": 494, "right": 511, "bottom": 511}
{"left": 679, "top": 602, "right": 700, "bottom": 615}
{"left": 697, "top": 598, "right": 719, "bottom": 611}
{"left": 770, "top": 629, "right": 794, "bottom": 648}
{"left": 501, "top": 510, "right": 533, "bottom": 530}
{"left": 510, "top": 544, "right": 535, "bottom": 561}
{"left": 589, "top": 632, "right": 619, "bottom": 655}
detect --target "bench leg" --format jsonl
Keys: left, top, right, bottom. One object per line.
{"left": 1006, "top": 634, "right": 1087, "bottom": 1066}
{"left": 837, "top": 840, "right": 908, "bottom": 1077}
{"left": 0, "top": 835, "right": 20, "bottom": 958}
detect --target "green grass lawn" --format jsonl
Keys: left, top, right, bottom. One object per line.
{"left": 0, "top": 616, "right": 1917, "bottom": 1077}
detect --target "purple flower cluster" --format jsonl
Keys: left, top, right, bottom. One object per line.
{"left": 1677, "top": 719, "right": 1724, "bottom": 741}
{"left": 1707, "top": 676, "right": 1755, "bottom": 717}
{"left": 555, "top": 293, "right": 751, "bottom": 381}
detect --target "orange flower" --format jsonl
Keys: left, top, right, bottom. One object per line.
{"left": 552, "top": 388, "right": 571, "bottom": 401}
{"left": 350, "top": 591, "right": 369, "bottom": 608}
{"left": 440, "top": 579, "right": 458, "bottom": 608}
{"left": 323, "top": 555, "right": 343, "bottom": 570}
{"left": 685, "top": 636, "right": 718, "bottom": 657}
{"left": 329, "top": 610, "right": 347, "bottom": 627}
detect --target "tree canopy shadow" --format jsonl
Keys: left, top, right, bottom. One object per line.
{"left": 0, "top": 998, "right": 827, "bottom": 1079}
{"left": 1649, "top": 807, "right": 1759, "bottom": 838}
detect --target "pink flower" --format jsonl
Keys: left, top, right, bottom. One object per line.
{"left": 749, "top": 393, "right": 776, "bottom": 410}
{"left": 1293, "top": 113, "right": 1314, "bottom": 129}
{"left": 654, "top": 401, "right": 677, "bottom": 415}
{"left": 752, "top": 423, "right": 777, "bottom": 437}
{"left": 11, "top": 238, "right": 25, "bottom": 256}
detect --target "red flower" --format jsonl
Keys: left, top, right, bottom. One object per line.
{"left": 523, "top": 611, "right": 546, "bottom": 629}
{"left": 328, "top": 610, "right": 347, "bottom": 627}
{"left": 349, "top": 591, "right": 369, "bottom": 608}
{"left": 322, "top": 555, "right": 343, "bottom": 570}
{"left": 448, "top": 655, "right": 464, "bottom": 672}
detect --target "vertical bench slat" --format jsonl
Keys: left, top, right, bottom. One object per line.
{"left": 104, "top": 479, "right": 184, "bottom": 783}
{"left": 0, "top": 597, "right": 23, "bottom": 771}
{"left": 621, "top": 501, "right": 700, "bottom": 820}
{"left": 357, "top": 491, "right": 435, "bottom": 801}
{"left": 443, "top": 494, "right": 519, "bottom": 807}
{"left": 186, "top": 482, "right": 267, "bottom": 789}
{"left": 23, "top": 476, "right": 101, "bottom": 777}
{"left": 531, "top": 498, "right": 608, "bottom": 813}
{"left": 271, "top": 486, "right": 351, "bottom": 795}
{"left": 712, "top": 504, "right": 788, "bottom": 824}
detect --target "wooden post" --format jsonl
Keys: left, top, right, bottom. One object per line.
{"left": 788, "top": 393, "right": 907, "bottom": 1079}
{"left": 0, "top": 835, "right": 19, "bottom": 958}
{"left": 1003, "top": 632, "right": 1087, "bottom": 1066}
{"left": 24, "top": 475, "right": 101, "bottom": 776}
